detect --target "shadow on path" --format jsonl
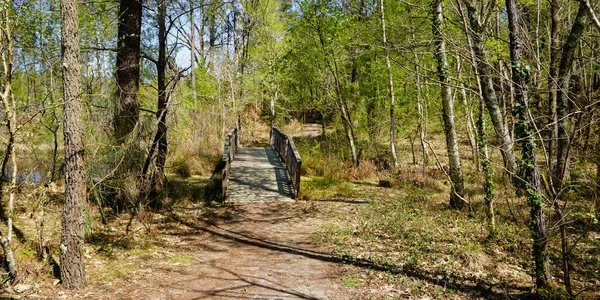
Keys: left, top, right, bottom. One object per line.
{"left": 167, "top": 212, "right": 532, "bottom": 299}
{"left": 227, "top": 148, "right": 293, "bottom": 202}
{"left": 156, "top": 265, "right": 319, "bottom": 300}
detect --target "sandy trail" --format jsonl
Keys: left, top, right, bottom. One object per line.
{"left": 41, "top": 202, "right": 355, "bottom": 300}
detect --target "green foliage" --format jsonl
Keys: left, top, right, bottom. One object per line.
{"left": 341, "top": 278, "right": 362, "bottom": 287}
{"left": 172, "top": 157, "right": 191, "bottom": 178}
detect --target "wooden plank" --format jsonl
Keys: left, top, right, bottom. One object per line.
{"left": 226, "top": 147, "right": 294, "bottom": 203}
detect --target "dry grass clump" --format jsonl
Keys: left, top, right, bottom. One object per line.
{"left": 241, "top": 105, "right": 270, "bottom": 146}
{"left": 378, "top": 167, "right": 446, "bottom": 194}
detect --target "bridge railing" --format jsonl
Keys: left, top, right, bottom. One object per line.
{"left": 221, "top": 126, "right": 239, "bottom": 201}
{"left": 270, "top": 127, "right": 302, "bottom": 199}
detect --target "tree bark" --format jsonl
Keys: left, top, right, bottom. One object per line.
{"left": 476, "top": 90, "right": 495, "bottom": 236}
{"left": 432, "top": 0, "right": 465, "bottom": 209}
{"left": 114, "top": 0, "right": 143, "bottom": 141}
{"left": 150, "top": 0, "right": 168, "bottom": 204}
{"left": 380, "top": 0, "right": 398, "bottom": 168}
{"left": 505, "top": 0, "right": 550, "bottom": 290}
{"left": 270, "top": 90, "right": 277, "bottom": 129}
{"left": 60, "top": 0, "right": 87, "bottom": 288}
{"left": 596, "top": 161, "right": 600, "bottom": 221}
{"left": 463, "top": 0, "right": 518, "bottom": 179}
{"left": 457, "top": 56, "right": 478, "bottom": 169}
{"left": 414, "top": 53, "right": 428, "bottom": 177}
{"left": 0, "top": 0, "right": 18, "bottom": 280}
{"left": 190, "top": 0, "right": 197, "bottom": 102}
{"left": 548, "top": 0, "right": 559, "bottom": 173}
{"left": 554, "top": 1, "right": 590, "bottom": 189}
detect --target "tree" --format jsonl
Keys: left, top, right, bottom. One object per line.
{"left": 505, "top": 0, "right": 550, "bottom": 291}
{"left": 380, "top": 0, "right": 398, "bottom": 169}
{"left": 0, "top": 0, "right": 18, "bottom": 281}
{"left": 114, "top": 0, "right": 143, "bottom": 141}
{"left": 189, "top": 0, "right": 197, "bottom": 102}
{"left": 554, "top": 1, "right": 590, "bottom": 189}
{"left": 462, "top": 0, "right": 518, "bottom": 180}
{"left": 141, "top": 0, "right": 185, "bottom": 205}
{"left": 547, "top": 0, "right": 559, "bottom": 172}
{"left": 60, "top": 0, "right": 87, "bottom": 288}
{"left": 431, "top": 0, "right": 465, "bottom": 209}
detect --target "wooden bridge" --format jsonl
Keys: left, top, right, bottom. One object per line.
{"left": 221, "top": 127, "right": 302, "bottom": 202}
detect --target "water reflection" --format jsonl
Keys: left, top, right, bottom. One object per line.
{"left": 4, "top": 169, "right": 45, "bottom": 184}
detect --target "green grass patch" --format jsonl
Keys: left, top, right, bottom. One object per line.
{"left": 341, "top": 278, "right": 362, "bottom": 287}
{"left": 301, "top": 176, "right": 355, "bottom": 199}
{"left": 171, "top": 254, "right": 194, "bottom": 264}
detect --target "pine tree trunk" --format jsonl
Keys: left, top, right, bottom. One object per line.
{"left": 432, "top": 0, "right": 465, "bottom": 209}
{"left": 114, "top": 0, "right": 142, "bottom": 141}
{"left": 60, "top": 0, "right": 87, "bottom": 287}
{"left": 152, "top": 0, "right": 168, "bottom": 204}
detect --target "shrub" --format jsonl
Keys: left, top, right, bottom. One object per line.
{"left": 172, "top": 157, "right": 191, "bottom": 178}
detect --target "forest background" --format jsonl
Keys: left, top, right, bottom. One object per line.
{"left": 0, "top": 0, "right": 599, "bottom": 298}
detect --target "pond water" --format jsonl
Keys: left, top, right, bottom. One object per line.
{"left": 5, "top": 169, "right": 46, "bottom": 184}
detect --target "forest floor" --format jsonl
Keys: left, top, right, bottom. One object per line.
{"left": 3, "top": 123, "right": 600, "bottom": 299}
{"left": 18, "top": 197, "right": 359, "bottom": 299}
{"left": 11, "top": 174, "right": 599, "bottom": 299}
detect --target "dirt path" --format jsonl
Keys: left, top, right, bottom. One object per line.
{"left": 36, "top": 202, "right": 356, "bottom": 299}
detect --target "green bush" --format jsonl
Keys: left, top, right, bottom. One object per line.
{"left": 172, "top": 157, "right": 191, "bottom": 178}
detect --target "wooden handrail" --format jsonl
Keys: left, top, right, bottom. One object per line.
{"left": 270, "top": 127, "right": 302, "bottom": 199}
{"left": 221, "top": 126, "right": 238, "bottom": 201}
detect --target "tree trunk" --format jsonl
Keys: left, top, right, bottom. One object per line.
{"left": 339, "top": 96, "right": 359, "bottom": 167}
{"left": 457, "top": 56, "right": 478, "bottom": 168}
{"left": 114, "top": 0, "right": 143, "bottom": 141}
{"left": 416, "top": 68, "right": 428, "bottom": 177}
{"left": 151, "top": 0, "right": 168, "bottom": 204}
{"left": 190, "top": 0, "right": 197, "bottom": 102}
{"left": 463, "top": 0, "right": 518, "bottom": 179}
{"left": 380, "top": 0, "right": 398, "bottom": 168}
{"left": 596, "top": 161, "right": 600, "bottom": 221}
{"left": 547, "top": 0, "right": 559, "bottom": 174}
{"left": 554, "top": 1, "right": 590, "bottom": 189}
{"left": 505, "top": 0, "right": 550, "bottom": 290}
{"left": 60, "top": 0, "right": 87, "bottom": 288}
{"left": 318, "top": 32, "right": 359, "bottom": 167}
{"left": 270, "top": 90, "right": 277, "bottom": 129}
{"left": 476, "top": 92, "right": 495, "bottom": 236}
{"left": 432, "top": 0, "right": 465, "bottom": 209}
{"left": 0, "top": 236, "right": 17, "bottom": 280}
{"left": 412, "top": 34, "right": 428, "bottom": 177}
{"left": 0, "top": 0, "right": 18, "bottom": 280}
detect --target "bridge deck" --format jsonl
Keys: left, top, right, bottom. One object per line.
{"left": 226, "top": 147, "right": 294, "bottom": 202}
